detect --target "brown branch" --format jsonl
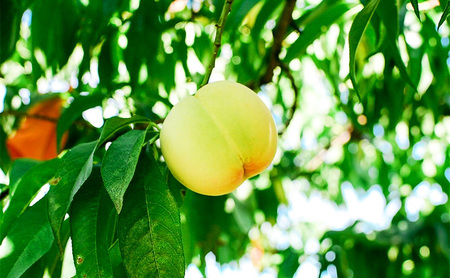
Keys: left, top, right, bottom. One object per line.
{"left": 260, "top": 0, "right": 296, "bottom": 85}
{"left": 0, "top": 110, "right": 99, "bottom": 131}
{"left": 250, "top": 0, "right": 298, "bottom": 135}
{"left": 0, "top": 110, "right": 59, "bottom": 122}
{"left": 201, "top": 0, "right": 235, "bottom": 87}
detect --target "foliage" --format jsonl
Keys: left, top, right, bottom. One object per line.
{"left": 1, "top": 0, "right": 449, "bottom": 277}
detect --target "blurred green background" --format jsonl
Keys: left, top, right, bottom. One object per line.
{"left": 1, "top": 0, "right": 449, "bottom": 277}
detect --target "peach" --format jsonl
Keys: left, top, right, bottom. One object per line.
{"left": 160, "top": 81, "right": 277, "bottom": 196}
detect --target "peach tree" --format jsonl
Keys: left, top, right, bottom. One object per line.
{"left": 1, "top": 0, "right": 449, "bottom": 277}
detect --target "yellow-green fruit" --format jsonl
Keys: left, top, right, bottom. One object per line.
{"left": 160, "top": 81, "right": 277, "bottom": 196}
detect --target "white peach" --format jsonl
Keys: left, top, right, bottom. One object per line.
{"left": 160, "top": 81, "right": 277, "bottom": 196}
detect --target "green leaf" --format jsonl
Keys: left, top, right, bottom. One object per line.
{"left": 409, "top": 0, "right": 420, "bottom": 20}
{"left": 118, "top": 151, "right": 184, "bottom": 278}
{"left": 97, "top": 115, "right": 151, "bottom": 147}
{"left": 255, "top": 186, "right": 279, "bottom": 221}
{"left": 108, "top": 240, "right": 127, "bottom": 277}
{"left": 192, "top": 32, "right": 214, "bottom": 67}
{"left": 0, "top": 158, "right": 60, "bottom": 242}
{"left": 250, "top": 0, "right": 283, "bottom": 47}
{"left": 348, "top": 0, "right": 381, "bottom": 100}
{"left": 70, "top": 167, "right": 115, "bottom": 278}
{"left": 19, "top": 218, "right": 70, "bottom": 278}
{"left": 38, "top": 219, "right": 71, "bottom": 278}
{"left": 0, "top": 183, "right": 7, "bottom": 202}
{"left": 8, "top": 159, "right": 40, "bottom": 193}
{"left": 0, "top": 198, "right": 54, "bottom": 278}
{"left": 284, "top": 1, "right": 352, "bottom": 62}
{"left": 181, "top": 192, "right": 229, "bottom": 266}
{"left": 386, "top": 40, "right": 417, "bottom": 88}
{"left": 278, "top": 248, "right": 300, "bottom": 278}
{"left": 438, "top": 1, "right": 449, "bottom": 29}
{"left": 101, "top": 129, "right": 146, "bottom": 213}
{"left": 98, "top": 28, "right": 120, "bottom": 90}
{"left": 226, "top": 0, "right": 261, "bottom": 31}
{"left": 0, "top": 124, "right": 12, "bottom": 171}
{"left": 378, "top": 0, "right": 417, "bottom": 91}
{"left": 230, "top": 195, "right": 255, "bottom": 234}
{"left": 56, "top": 93, "right": 104, "bottom": 151}
{"left": 0, "top": 0, "right": 22, "bottom": 64}
{"left": 124, "top": 0, "right": 162, "bottom": 89}
{"left": 31, "top": 0, "right": 80, "bottom": 71}
{"left": 47, "top": 141, "right": 96, "bottom": 251}
{"left": 377, "top": 0, "right": 399, "bottom": 41}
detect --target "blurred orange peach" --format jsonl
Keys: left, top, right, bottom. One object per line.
{"left": 6, "top": 96, "right": 68, "bottom": 161}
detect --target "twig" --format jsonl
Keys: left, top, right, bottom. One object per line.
{"left": 200, "top": 0, "right": 234, "bottom": 87}
{"left": 0, "top": 110, "right": 100, "bottom": 130}
{"left": 260, "top": 0, "right": 296, "bottom": 85}
{"left": 278, "top": 63, "right": 300, "bottom": 135}
{"left": 0, "top": 110, "right": 58, "bottom": 122}
{"left": 253, "top": 0, "right": 297, "bottom": 135}
{"left": 149, "top": 121, "right": 161, "bottom": 131}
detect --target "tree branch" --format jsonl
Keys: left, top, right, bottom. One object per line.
{"left": 260, "top": 0, "right": 296, "bottom": 85}
{"left": 278, "top": 63, "right": 300, "bottom": 135}
{"left": 201, "top": 0, "right": 234, "bottom": 87}
{"left": 0, "top": 110, "right": 59, "bottom": 122}
{"left": 0, "top": 110, "right": 99, "bottom": 130}
{"left": 254, "top": 0, "right": 297, "bottom": 135}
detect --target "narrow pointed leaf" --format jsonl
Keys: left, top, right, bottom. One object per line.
{"left": 348, "top": 0, "right": 380, "bottom": 100}
{"left": 47, "top": 141, "right": 96, "bottom": 251}
{"left": 1, "top": 158, "right": 60, "bottom": 242}
{"left": 97, "top": 115, "right": 150, "bottom": 147}
{"left": 377, "top": 0, "right": 399, "bottom": 41}
{"left": 409, "top": 0, "right": 420, "bottom": 20}
{"left": 101, "top": 129, "right": 146, "bottom": 213}
{"left": 0, "top": 198, "right": 54, "bottom": 278}
{"left": 39, "top": 219, "right": 71, "bottom": 278}
{"left": 284, "top": 1, "right": 352, "bottom": 62}
{"left": 386, "top": 40, "right": 417, "bottom": 89}
{"left": 438, "top": 2, "right": 449, "bottom": 29}
{"left": 20, "top": 218, "right": 70, "bottom": 278}
{"left": 70, "top": 167, "right": 115, "bottom": 278}
{"left": 378, "top": 0, "right": 417, "bottom": 91}
{"left": 118, "top": 152, "right": 185, "bottom": 278}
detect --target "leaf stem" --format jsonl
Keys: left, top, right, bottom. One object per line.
{"left": 200, "top": 0, "right": 234, "bottom": 87}
{"left": 147, "top": 134, "right": 159, "bottom": 146}
{"left": 149, "top": 121, "right": 161, "bottom": 132}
